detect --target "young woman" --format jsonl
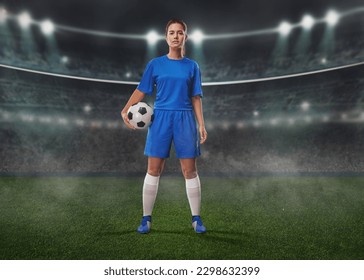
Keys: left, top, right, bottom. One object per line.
{"left": 121, "top": 19, "right": 207, "bottom": 234}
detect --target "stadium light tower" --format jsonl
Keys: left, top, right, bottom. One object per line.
{"left": 325, "top": 10, "right": 339, "bottom": 26}
{"left": 301, "top": 15, "right": 315, "bottom": 30}
{"left": 17, "top": 11, "right": 32, "bottom": 29}
{"left": 40, "top": 19, "right": 55, "bottom": 35}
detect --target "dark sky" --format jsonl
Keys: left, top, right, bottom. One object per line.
{"left": 2, "top": 0, "right": 364, "bottom": 34}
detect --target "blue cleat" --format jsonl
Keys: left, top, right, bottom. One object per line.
{"left": 137, "top": 215, "right": 152, "bottom": 234}
{"left": 192, "top": 216, "right": 206, "bottom": 233}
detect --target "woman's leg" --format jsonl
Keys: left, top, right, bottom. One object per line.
{"left": 180, "top": 158, "right": 200, "bottom": 215}
{"left": 142, "top": 157, "right": 165, "bottom": 216}
{"left": 137, "top": 157, "right": 165, "bottom": 234}
{"left": 180, "top": 158, "right": 206, "bottom": 233}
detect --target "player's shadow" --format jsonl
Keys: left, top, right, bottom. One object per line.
{"left": 97, "top": 230, "right": 136, "bottom": 236}
{"left": 207, "top": 229, "right": 247, "bottom": 236}
{"left": 147, "top": 228, "right": 190, "bottom": 235}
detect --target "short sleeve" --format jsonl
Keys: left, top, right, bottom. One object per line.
{"left": 137, "top": 61, "right": 155, "bottom": 95}
{"left": 192, "top": 62, "right": 203, "bottom": 97}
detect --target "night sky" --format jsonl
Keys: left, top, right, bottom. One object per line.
{"left": 2, "top": 0, "right": 364, "bottom": 34}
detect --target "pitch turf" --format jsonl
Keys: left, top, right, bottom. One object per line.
{"left": 0, "top": 176, "right": 363, "bottom": 260}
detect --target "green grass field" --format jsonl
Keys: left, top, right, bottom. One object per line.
{"left": 0, "top": 176, "right": 363, "bottom": 260}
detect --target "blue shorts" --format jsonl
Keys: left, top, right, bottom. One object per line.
{"left": 144, "top": 110, "right": 200, "bottom": 159}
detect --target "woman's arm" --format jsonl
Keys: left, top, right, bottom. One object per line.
{"left": 192, "top": 96, "right": 207, "bottom": 144}
{"left": 120, "top": 89, "right": 146, "bottom": 129}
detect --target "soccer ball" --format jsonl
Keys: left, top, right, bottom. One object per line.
{"left": 127, "top": 102, "right": 154, "bottom": 129}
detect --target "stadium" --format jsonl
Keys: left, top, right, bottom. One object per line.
{"left": 0, "top": 0, "right": 364, "bottom": 260}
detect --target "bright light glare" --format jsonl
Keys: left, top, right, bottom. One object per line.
{"left": 301, "top": 15, "right": 315, "bottom": 29}
{"left": 301, "top": 101, "right": 310, "bottom": 111}
{"left": 191, "top": 30, "right": 204, "bottom": 44}
{"left": 61, "top": 56, "right": 69, "bottom": 64}
{"left": 18, "top": 11, "right": 32, "bottom": 28}
{"left": 278, "top": 21, "right": 292, "bottom": 36}
{"left": 84, "top": 104, "right": 92, "bottom": 113}
{"left": 146, "top": 31, "right": 159, "bottom": 45}
{"left": 41, "top": 19, "right": 55, "bottom": 35}
{"left": 0, "top": 7, "right": 7, "bottom": 23}
{"left": 325, "top": 10, "right": 339, "bottom": 26}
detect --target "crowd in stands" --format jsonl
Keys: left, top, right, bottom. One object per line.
{"left": 1, "top": 65, "right": 364, "bottom": 175}
{"left": 1, "top": 122, "right": 363, "bottom": 175}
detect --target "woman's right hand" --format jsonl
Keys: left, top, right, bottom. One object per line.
{"left": 121, "top": 110, "right": 135, "bottom": 130}
{"left": 120, "top": 89, "right": 146, "bottom": 130}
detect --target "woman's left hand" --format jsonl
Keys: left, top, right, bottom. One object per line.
{"left": 199, "top": 126, "right": 207, "bottom": 144}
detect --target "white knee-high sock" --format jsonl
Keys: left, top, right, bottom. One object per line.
{"left": 185, "top": 175, "right": 201, "bottom": 216}
{"left": 143, "top": 173, "right": 160, "bottom": 216}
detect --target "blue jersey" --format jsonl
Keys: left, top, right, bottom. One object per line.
{"left": 137, "top": 55, "right": 203, "bottom": 110}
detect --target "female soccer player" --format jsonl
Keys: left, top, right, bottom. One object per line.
{"left": 121, "top": 19, "right": 207, "bottom": 234}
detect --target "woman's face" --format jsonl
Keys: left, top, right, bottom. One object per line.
{"left": 166, "top": 23, "right": 187, "bottom": 50}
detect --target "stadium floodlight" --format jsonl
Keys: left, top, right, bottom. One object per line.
{"left": 106, "top": 121, "right": 119, "bottom": 129}
{"left": 39, "top": 116, "right": 52, "bottom": 124}
{"left": 20, "top": 114, "right": 34, "bottom": 122}
{"left": 75, "top": 119, "right": 85, "bottom": 127}
{"left": 301, "top": 101, "right": 310, "bottom": 111}
{"left": 236, "top": 121, "right": 245, "bottom": 129}
{"left": 221, "top": 121, "right": 230, "bottom": 130}
{"left": 322, "top": 115, "right": 330, "bottom": 122}
{"left": 61, "top": 56, "right": 69, "bottom": 64}
{"left": 304, "top": 116, "right": 312, "bottom": 123}
{"left": 278, "top": 21, "right": 292, "bottom": 36}
{"left": 146, "top": 30, "right": 159, "bottom": 45}
{"left": 40, "top": 19, "right": 55, "bottom": 35}
{"left": 325, "top": 10, "right": 339, "bottom": 26}
{"left": 190, "top": 30, "right": 204, "bottom": 44}
{"left": 58, "top": 117, "right": 69, "bottom": 125}
{"left": 270, "top": 118, "right": 279, "bottom": 126}
{"left": 301, "top": 15, "right": 315, "bottom": 30}
{"left": 83, "top": 104, "right": 92, "bottom": 113}
{"left": 0, "top": 7, "right": 8, "bottom": 23}
{"left": 17, "top": 11, "right": 32, "bottom": 28}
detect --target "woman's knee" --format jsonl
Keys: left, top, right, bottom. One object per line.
{"left": 182, "top": 169, "right": 197, "bottom": 179}
{"left": 147, "top": 158, "right": 165, "bottom": 176}
{"left": 180, "top": 160, "right": 197, "bottom": 179}
{"left": 147, "top": 168, "right": 163, "bottom": 177}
